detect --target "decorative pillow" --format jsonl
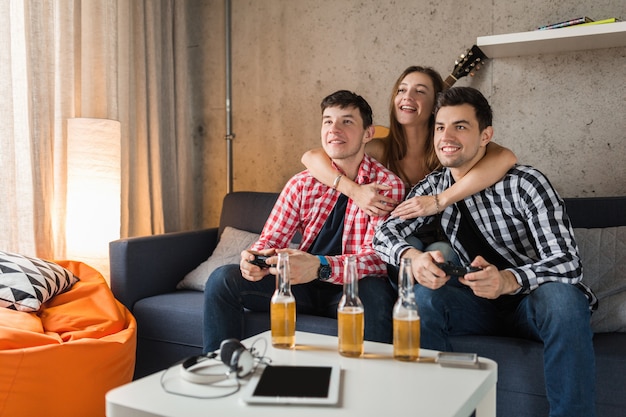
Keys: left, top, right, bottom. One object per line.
{"left": 0, "top": 250, "right": 79, "bottom": 312}
{"left": 573, "top": 226, "right": 626, "bottom": 333}
{"left": 176, "top": 227, "right": 260, "bottom": 292}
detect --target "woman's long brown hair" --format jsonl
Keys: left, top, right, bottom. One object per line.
{"left": 384, "top": 66, "right": 445, "bottom": 185}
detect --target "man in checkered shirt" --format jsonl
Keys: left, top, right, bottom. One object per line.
{"left": 203, "top": 90, "right": 405, "bottom": 352}
{"left": 374, "top": 87, "right": 596, "bottom": 417}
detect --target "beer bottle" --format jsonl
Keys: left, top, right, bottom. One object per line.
{"left": 270, "top": 252, "right": 296, "bottom": 348}
{"left": 337, "top": 255, "right": 364, "bottom": 357}
{"left": 393, "top": 257, "right": 420, "bottom": 361}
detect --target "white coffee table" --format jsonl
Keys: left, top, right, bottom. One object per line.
{"left": 106, "top": 331, "right": 497, "bottom": 417}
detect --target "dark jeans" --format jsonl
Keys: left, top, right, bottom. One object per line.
{"left": 415, "top": 281, "right": 596, "bottom": 417}
{"left": 203, "top": 264, "right": 396, "bottom": 352}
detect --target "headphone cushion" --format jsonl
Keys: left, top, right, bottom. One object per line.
{"left": 219, "top": 339, "right": 243, "bottom": 367}
{"left": 232, "top": 348, "right": 254, "bottom": 377}
{"left": 220, "top": 338, "right": 254, "bottom": 377}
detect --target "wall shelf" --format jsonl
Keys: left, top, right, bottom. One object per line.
{"left": 477, "top": 21, "right": 626, "bottom": 58}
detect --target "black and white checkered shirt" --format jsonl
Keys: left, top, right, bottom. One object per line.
{"left": 374, "top": 165, "right": 598, "bottom": 309}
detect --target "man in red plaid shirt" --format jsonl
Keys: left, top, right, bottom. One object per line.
{"left": 203, "top": 90, "right": 405, "bottom": 352}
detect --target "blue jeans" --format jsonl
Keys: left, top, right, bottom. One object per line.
{"left": 405, "top": 236, "right": 459, "bottom": 262}
{"left": 388, "top": 238, "right": 460, "bottom": 291}
{"left": 203, "top": 264, "right": 396, "bottom": 352}
{"left": 415, "top": 281, "right": 596, "bottom": 417}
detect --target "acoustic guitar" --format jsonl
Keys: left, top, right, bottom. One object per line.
{"left": 443, "top": 45, "right": 488, "bottom": 89}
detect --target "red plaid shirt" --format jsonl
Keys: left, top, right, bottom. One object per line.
{"left": 251, "top": 154, "right": 405, "bottom": 284}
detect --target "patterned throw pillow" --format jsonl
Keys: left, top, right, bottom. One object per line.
{"left": 0, "top": 250, "right": 79, "bottom": 312}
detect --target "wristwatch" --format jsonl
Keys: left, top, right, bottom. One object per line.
{"left": 317, "top": 255, "right": 332, "bottom": 281}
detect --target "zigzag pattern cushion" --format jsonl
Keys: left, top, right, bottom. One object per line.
{"left": 0, "top": 250, "right": 79, "bottom": 312}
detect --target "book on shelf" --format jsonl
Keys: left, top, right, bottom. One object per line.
{"left": 537, "top": 16, "right": 594, "bottom": 30}
{"left": 578, "top": 17, "right": 622, "bottom": 26}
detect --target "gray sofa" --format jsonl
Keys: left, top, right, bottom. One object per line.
{"left": 110, "top": 192, "right": 626, "bottom": 417}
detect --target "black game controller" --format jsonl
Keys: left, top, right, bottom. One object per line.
{"left": 435, "top": 262, "right": 481, "bottom": 276}
{"left": 248, "top": 254, "right": 271, "bottom": 268}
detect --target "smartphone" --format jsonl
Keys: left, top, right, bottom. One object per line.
{"left": 436, "top": 352, "right": 479, "bottom": 368}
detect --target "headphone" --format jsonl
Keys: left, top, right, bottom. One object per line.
{"left": 180, "top": 338, "right": 255, "bottom": 385}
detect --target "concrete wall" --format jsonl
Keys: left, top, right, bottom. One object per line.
{"left": 187, "top": 0, "right": 626, "bottom": 228}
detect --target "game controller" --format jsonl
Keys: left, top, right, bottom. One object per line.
{"left": 248, "top": 253, "right": 271, "bottom": 268}
{"left": 435, "top": 262, "right": 481, "bottom": 276}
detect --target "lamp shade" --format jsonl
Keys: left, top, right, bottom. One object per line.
{"left": 66, "top": 118, "right": 121, "bottom": 281}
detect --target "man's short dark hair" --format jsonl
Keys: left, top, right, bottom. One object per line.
{"left": 434, "top": 87, "right": 493, "bottom": 131}
{"left": 321, "top": 90, "right": 373, "bottom": 128}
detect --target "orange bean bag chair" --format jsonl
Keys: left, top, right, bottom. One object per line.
{"left": 0, "top": 260, "right": 136, "bottom": 417}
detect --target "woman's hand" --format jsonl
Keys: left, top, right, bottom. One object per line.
{"left": 391, "top": 195, "right": 438, "bottom": 219}
{"left": 351, "top": 182, "right": 398, "bottom": 217}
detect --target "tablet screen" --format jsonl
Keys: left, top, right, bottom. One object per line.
{"left": 242, "top": 365, "right": 340, "bottom": 405}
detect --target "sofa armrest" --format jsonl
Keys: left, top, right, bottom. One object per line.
{"left": 109, "top": 228, "right": 218, "bottom": 310}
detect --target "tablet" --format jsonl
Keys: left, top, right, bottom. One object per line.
{"left": 242, "top": 365, "right": 341, "bottom": 406}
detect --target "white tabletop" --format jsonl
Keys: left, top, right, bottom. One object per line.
{"left": 106, "top": 331, "right": 497, "bottom": 417}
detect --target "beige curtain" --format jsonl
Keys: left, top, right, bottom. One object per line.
{"left": 0, "top": 0, "right": 78, "bottom": 259}
{"left": 0, "top": 0, "right": 196, "bottom": 271}
{"left": 120, "top": 0, "right": 196, "bottom": 237}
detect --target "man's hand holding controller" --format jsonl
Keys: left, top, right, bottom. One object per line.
{"left": 439, "top": 257, "right": 522, "bottom": 299}
{"left": 435, "top": 261, "right": 481, "bottom": 277}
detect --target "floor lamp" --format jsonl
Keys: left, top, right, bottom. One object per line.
{"left": 66, "top": 118, "right": 121, "bottom": 282}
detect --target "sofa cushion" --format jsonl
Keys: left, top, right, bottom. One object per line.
{"left": 0, "top": 250, "right": 78, "bottom": 312}
{"left": 177, "top": 227, "right": 259, "bottom": 291}
{"left": 593, "top": 333, "right": 626, "bottom": 409}
{"left": 574, "top": 226, "right": 626, "bottom": 332}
